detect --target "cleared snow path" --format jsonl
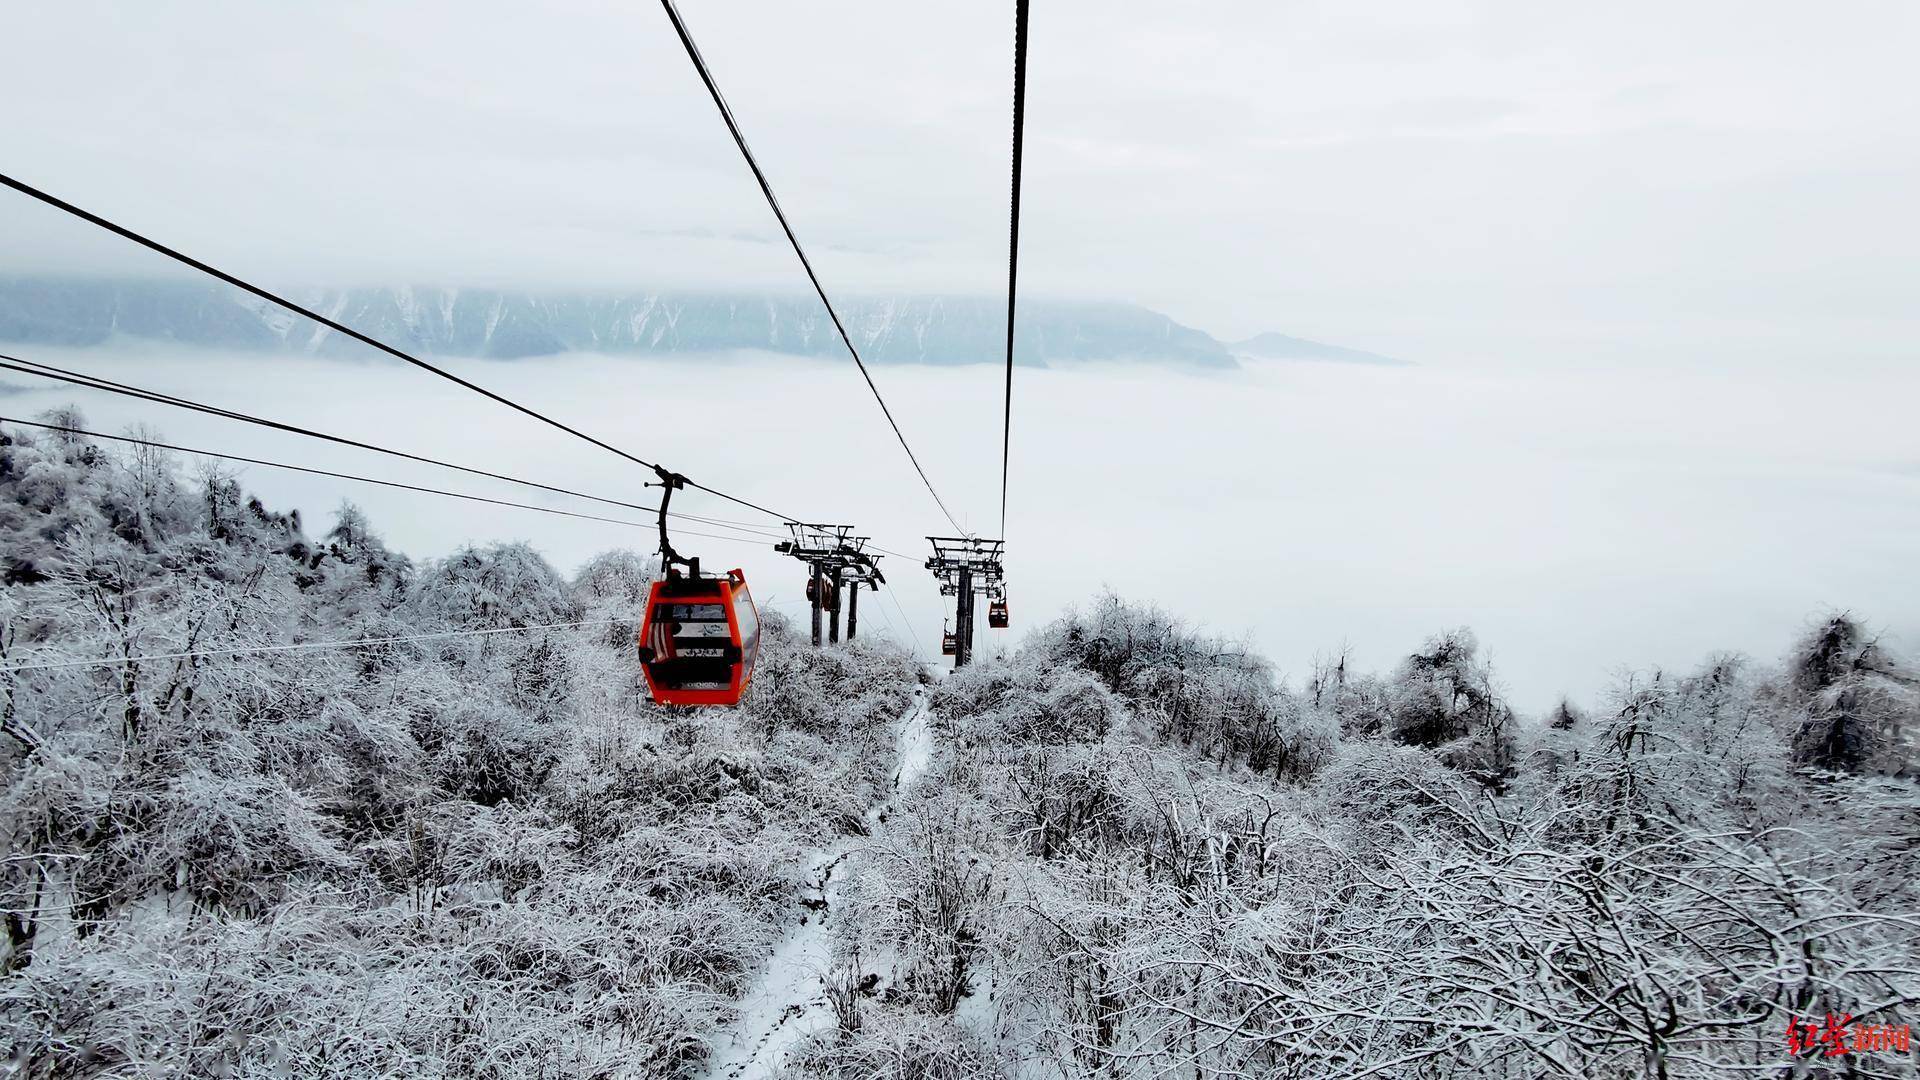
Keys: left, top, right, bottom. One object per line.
{"left": 698, "top": 693, "right": 933, "bottom": 1080}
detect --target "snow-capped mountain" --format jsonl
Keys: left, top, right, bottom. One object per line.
{"left": 0, "top": 278, "right": 1238, "bottom": 368}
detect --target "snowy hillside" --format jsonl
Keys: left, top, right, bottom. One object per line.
{"left": 3, "top": 411, "right": 1916, "bottom": 1078}
{"left": 0, "top": 279, "right": 1237, "bottom": 367}
{"left": 0, "top": 412, "right": 923, "bottom": 1076}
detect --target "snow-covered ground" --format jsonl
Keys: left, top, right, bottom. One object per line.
{"left": 698, "top": 692, "right": 935, "bottom": 1079}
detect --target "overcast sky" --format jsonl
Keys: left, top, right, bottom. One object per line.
{"left": 5, "top": 0, "right": 1917, "bottom": 363}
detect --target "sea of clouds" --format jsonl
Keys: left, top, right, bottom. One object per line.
{"left": 4, "top": 342, "right": 1912, "bottom": 711}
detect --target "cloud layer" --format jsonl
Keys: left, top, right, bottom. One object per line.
{"left": 6, "top": 344, "right": 1913, "bottom": 711}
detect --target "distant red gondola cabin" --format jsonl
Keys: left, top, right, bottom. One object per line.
{"left": 988, "top": 600, "right": 1009, "bottom": 629}
{"left": 638, "top": 568, "right": 760, "bottom": 706}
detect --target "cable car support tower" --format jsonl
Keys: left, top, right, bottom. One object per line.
{"left": 775, "top": 524, "right": 885, "bottom": 647}
{"left": 925, "top": 537, "right": 1005, "bottom": 668}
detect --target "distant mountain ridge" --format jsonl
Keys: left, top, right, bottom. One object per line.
{"left": 0, "top": 278, "right": 1240, "bottom": 368}
{"left": 0, "top": 276, "right": 1407, "bottom": 369}
{"left": 1230, "top": 332, "right": 1409, "bottom": 366}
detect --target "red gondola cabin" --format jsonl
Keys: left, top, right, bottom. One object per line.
{"left": 988, "top": 599, "right": 1009, "bottom": 629}
{"left": 638, "top": 568, "right": 760, "bottom": 706}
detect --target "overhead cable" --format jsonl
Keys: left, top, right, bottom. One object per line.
{"left": 1, "top": 619, "right": 625, "bottom": 675}
{"left": 0, "top": 416, "right": 773, "bottom": 547}
{"left": 0, "top": 171, "right": 799, "bottom": 524}
{"left": 656, "top": 1, "right": 967, "bottom": 536}
{"left": 0, "top": 355, "right": 785, "bottom": 540}
{"left": 999, "top": 0, "right": 1030, "bottom": 540}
